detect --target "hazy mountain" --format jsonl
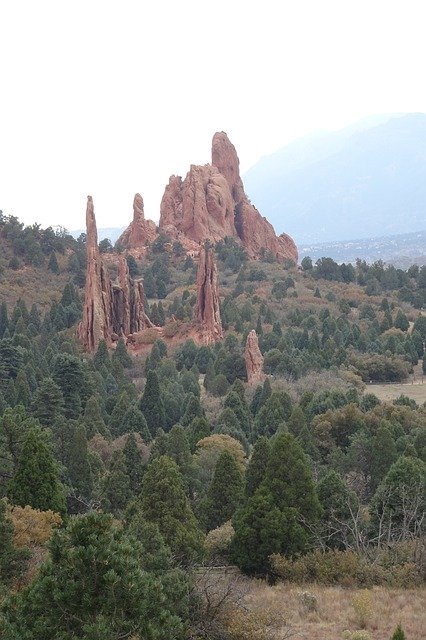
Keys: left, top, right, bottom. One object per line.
{"left": 244, "top": 113, "right": 426, "bottom": 243}
{"left": 299, "top": 229, "right": 426, "bottom": 267}
{"left": 70, "top": 227, "right": 125, "bottom": 243}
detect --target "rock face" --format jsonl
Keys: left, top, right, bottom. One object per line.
{"left": 244, "top": 330, "right": 265, "bottom": 384}
{"left": 194, "top": 244, "right": 223, "bottom": 344}
{"left": 117, "top": 194, "right": 157, "bottom": 250}
{"left": 77, "top": 196, "right": 153, "bottom": 351}
{"left": 159, "top": 132, "right": 298, "bottom": 263}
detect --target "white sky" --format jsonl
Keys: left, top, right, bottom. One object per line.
{"left": 1, "top": 0, "right": 426, "bottom": 231}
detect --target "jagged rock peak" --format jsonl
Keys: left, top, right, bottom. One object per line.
{"left": 244, "top": 330, "right": 265, "bottom": 385}
{"left": 133, "top": 193, "right": 145, "bottom": 221}
{"left": 159, "top": 132, "right": 298, "bottom": 264}
{"left": 77, "top": 196, "right": 154, "bottom": 352}
{"left": 117, "top": 193, "right": 157, "bottom": 250}
{"left": 194, "top": 243, "right": 223, "bottom": 344}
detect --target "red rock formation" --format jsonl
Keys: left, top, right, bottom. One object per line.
{"left": 159, "top": 132, "right": 298, "bottom": 263}
{"left": 77, "top": 196, "right": 153, "bottom": 352}
{"left": 244, "top": 330, "right": 265, "bottom": 384}
{"left": 117, "top": 194, "right": 157, "bottom": 249}
{"left": 194, "top": 244, "right": 223, "bottom": 344}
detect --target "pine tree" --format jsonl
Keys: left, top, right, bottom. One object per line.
{"left": 139, "top": 455, "right": 203, "bottom": 564}
{"left": 8, "top": 428, "right": 66, "bottom": 514}
{"left": 181, "top": 393, "right": 204, "bottom": 426}
{"left": 0, "top": 512, "right": 188, "bottom": 639}
{"left": 123, "top": 433, "right": 145, "bottom": 495}
{"left": 67, "top": 423, "right": 93, "bottom": 498}
{"left": 102, "top": 451, "right": 132, "bottom": 514}
{"left": 83, "top": 395, "right": 108, "bottom": 438}
{"left": 14, "top": 370, "right": 31, "bottom": 407}
{"left": 202, "top": 450, "right": 244, "bottom": 531}
{"left": 203, "top": 359, "right": 215, "bottom": 392}
{"left": 224, "top": 390, "right": 251, "bottom": 436}
{"left": 109, "top": 391, "right": 131, "bottom": 436}
{"left": 187, "top": 416, "right": 211, "bottom": 452}
{"left": 93, "top": 339, "right": 111, "bottom": 370}
{"left": 112, "top": 337, "right": 133, "bottom": 368}
{"left": 140, "top": 370, "right": 165, "bottom": 438}
{"left": 48, "top": 252, "right": 59, "bottom": 274}
{"left": 120, "top": 405, "right": 151, "bottom": 441}
{"left": 0, "top": 302, "right": 9, "bottom": 338}
{"left": 287, "top": 405, "right": 307, "bottom": 438}
{"left": 245, "top": 436, "right": 271, "bottom": 497}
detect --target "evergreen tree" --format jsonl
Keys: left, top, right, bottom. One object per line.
{"left": 287, "top": 405, "right": 307, "bottom": 437}
{"left": 102, "top": 451, "right": 132, "bottom": 514}
{"left": 120, "top": 405, "right": 151, "bottom": 441}
{"left": 245, "top": 436, "right": 271, "bottom": 497}
{"left": 82, "top": 395, "right": 107, "bottom": 438}
{"left": 181, "top": 393, "right": 204, "bottom": 426}
{"left": 0, "top": 512, "right": 188, "bottom": 639}
{"left": 0, "top": 302, "right": 9, "bottom": 338}
{"left": 370, "top": 424, "right": 398, "bottom": 490}
{"left": 108, "top": 391, "right": 131, "bottom": 435}
{"left": 187, "top": 416, "right": 211, "bottom": 452}
{"left": 231, "top": 433, "right": 321, "bottom": 574}
{"left": 140, "top": 370, "right": 165, "bottom": 438}
{"left": 112, "top": 337, "right": 133, "bottom": 368}
{"left": 123, "top": 433, "right": 145, "bottom": 495}
{"left": 139, "top": 455, "right": 203, "bottom": 564}
{"left": 8, "top": 428, "right": 66, "bottom": 514}
{"left": 202, "top": 450, "right": 244, "bottom": 530}
{"left": 31, "top": 376, "right": 63, "bottom": 428}
{"left": 67, "top": 423, "right": 93, "bottom": 498}
{"left": 203, "top": 359, "right": 215, "bottom": 392}
{"left": 157, "top": 301, "right": 166, "bottom": 326}
{"left": 394, "top": 309, "right": 409, "bottom": 332}
{"left": 224, "top": 390, "right": 251, "bottom": 436}
{"left": 48, "top": 252, "right": 59, "bottom": 273}
{"left": 93, "top": 339, "right": 111, "bottom": 370}
{"left": 14, "top": 370, "right": 31, "bottom": 407}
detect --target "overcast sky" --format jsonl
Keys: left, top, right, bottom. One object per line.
{"left": 1, "top": 0, "right": 426, "bottom": 231}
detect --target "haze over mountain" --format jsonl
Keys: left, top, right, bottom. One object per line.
{"left": 244, "top": 113, "right": 426, "bottom": 243}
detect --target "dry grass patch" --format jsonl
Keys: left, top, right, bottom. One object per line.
{"left": 230, "top": 581, "right": 425, "bottom": 640}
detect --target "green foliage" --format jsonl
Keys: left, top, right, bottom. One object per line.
{"left": 8, "top": 428, "right": 66, "bottom": 514}
{"left": 0, "top": 512, "right": 188, "bottom": 639}
{"left": 31, "top": 378, "right": 64, "bottom": 427}
{"left": 140, "top": 370, "right": 165, "bottom": 437}
{"left": 391, "top": 624, "right": 405, "bottom": 640}
{"left": 245, "top": 436, "right": 270, "bottom": 497}
{"left": 0, "top": 499, "right": 28, "bottom": 586}
{"left": 139, "top": 455, "right": 203, "bottom": 564}
{"left": 202, "top": 450, "right": 244, "bottom": 531}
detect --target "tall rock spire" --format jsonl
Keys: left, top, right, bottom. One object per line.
{"left": 77, "top": 196, "right": 113, "bottom": 351}
{"left": 194, "top": 244, "right": 223, "bottom": 344}
{"left": 77, "top": 196, "right": 154, "bottom": 352}
{"left": 244, "top": 330, "right": 265, "bottom": 384}
{"left": 116, "top": 193, "right": 157, "bottom": 250}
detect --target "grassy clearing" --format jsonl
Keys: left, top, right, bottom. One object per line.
{"left": 239, "top": 581, "right": 425, "bottom": 640}
{"left": 368, "top": 381, "right": 426, "bottom": 405}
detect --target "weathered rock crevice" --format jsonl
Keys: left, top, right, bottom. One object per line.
{"left": 194, "top": 244, "right": 223, "bottom": 345}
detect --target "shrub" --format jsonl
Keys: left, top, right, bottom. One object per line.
{"left": 391, "top": 624, "right": 405, "bottom": 640}
{"left": 204, "top": 521, "right": 235, "bottom": 564}
{"left": 343, "top": 632, "right": 372, "bottom": 640}
{"left": 162, "top": 320, "right": 180, "bottom": 338}
{"left": 351, "top": 590, "right": 373, "bottom": 629}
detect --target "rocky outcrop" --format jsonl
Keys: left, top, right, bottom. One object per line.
{"left": 77, "top": 196, "right": 153, "bottom": 352}
{"left": 159, "top": 132, "right": 298, "bottom": 263}
{"left": 244, "top": 330, "right": 265, "bottom": 384}
{"left": 194, "top": 244, "right": 223, "bottom": 344}
{"left": 117, "top": 194, "right": 157, "bottom": 249}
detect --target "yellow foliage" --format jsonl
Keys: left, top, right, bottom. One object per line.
{"left": 6, "top": 503, "right": 62, "bottom": 548}
{"left": 351, "top": 590, "right": 373, "bottom": 629}
{"left": 195, "top": 434, "right": 246, "bottom": 471}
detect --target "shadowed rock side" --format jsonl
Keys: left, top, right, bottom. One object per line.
{"left": 244, "top": 330, "right": 265, "bottom": 384}
{"left": 194, "top": 245, "right": 223, "bottom": 344}
{"left": 117, "top": 194, "right": 157, "bottom": 250}
{"left": 159, "top": 132, "right": 298, "bottom": 263}
{"left": 77, "top": 196, "right": 153, "bottom": 352}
